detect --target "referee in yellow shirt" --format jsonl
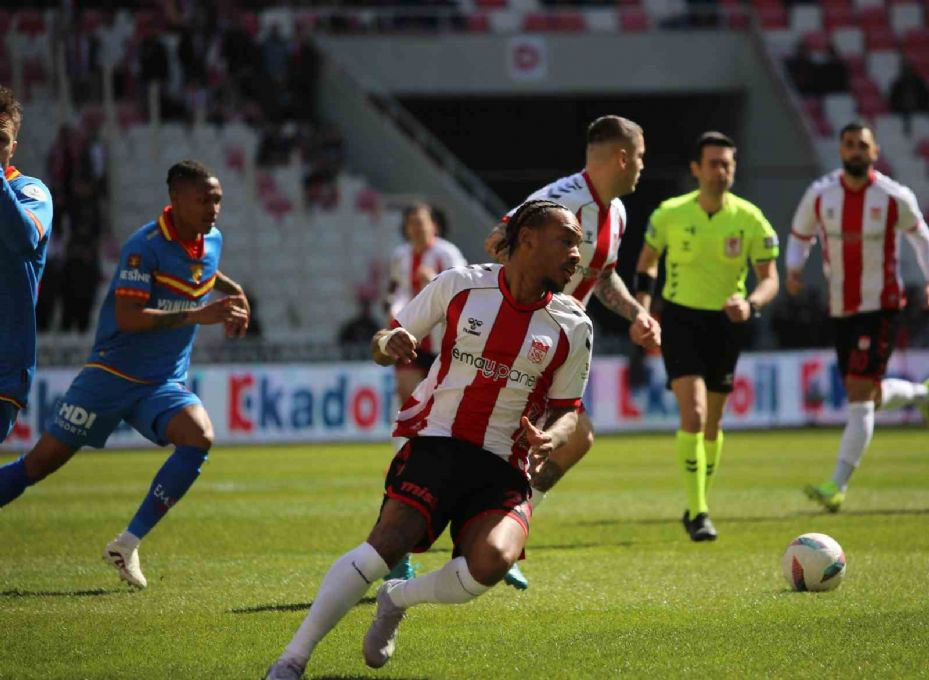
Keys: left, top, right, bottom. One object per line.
{"left": 634, "top": 132, "right": 780, "bottom": 541}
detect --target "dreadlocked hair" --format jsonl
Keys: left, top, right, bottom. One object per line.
{"left": 498, "top": 199, "right": 569, "bottom": 257}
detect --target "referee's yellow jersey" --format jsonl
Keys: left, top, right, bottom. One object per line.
{"left": 645, "top": 190, "right": 779, "bottom": 311}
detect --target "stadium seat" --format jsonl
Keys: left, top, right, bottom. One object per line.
{"left": 824, "top": 92, "right": 858, "bottom": 130}
{"left": 14, "top": 10, "right": 45, "bottom": 38}
{"left": 620, "top": 7, "right": 650, "bottom": 32}
{"left": 833, "top": 27, "right": 865, "bottom": 56}
{"left": 891, "top": 3, "right": 924, "bottom": 37}
{"left": 857, "top": 5, "right": 891, "bottom": 32}
{"left": 865, "top": 26, "right": 899, "bottom": 50}
{"left": 867, "top": 50, "right": 903, "bottom": 94}
{"left": 803, "top": 30, "right": 830, "bottom": 52}
{"left": 790, "top": 5, "right": 823, "bottom": 33}
{"left": 584, "top": 9, "right": 619, "bottom": 32}
{"left": 0, "top": 10, "right": 12, "bottom": 35}
{"left": 823, "top": 3, "right": 856, "bottom": 31}
{"left": 466, "top": 14, "right": 491, "bottom": 32}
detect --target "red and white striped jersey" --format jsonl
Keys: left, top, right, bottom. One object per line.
{"left": 791, "top": 169, "right": 926, "bottom": 317}
{"left": 506, "top": 170, "right": 626, "bottom": 308}
{"left": 388, "top": 237, "right": 466, "bottom": 352}
{"left": 392, "top": 264, "right": 593, "bottom": 475}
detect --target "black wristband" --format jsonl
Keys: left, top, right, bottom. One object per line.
{"left": 748, "top": 300, "right": 761, "bottom": 318}
{"left": 634, "top": 272, "right": 656, "bottom": 295}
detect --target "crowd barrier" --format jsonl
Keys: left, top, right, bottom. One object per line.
{"left": 3, "top": 350, "right": 927, "bottom": 451}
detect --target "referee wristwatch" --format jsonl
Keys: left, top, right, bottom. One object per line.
{"left": 748, "top": 300, "right": 761, "bottom": 318}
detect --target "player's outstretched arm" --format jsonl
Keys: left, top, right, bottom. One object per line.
{"left": 114, "top": 295, "right": 248, "bottom": 333}
{"left": 371, "top": 327, "right": 418, "bottom": 366}
{"left": 214, "top": 270, "right": 250, "bottom": 337}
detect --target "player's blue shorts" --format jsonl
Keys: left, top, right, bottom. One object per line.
{"left": 46, "top": 367, "right": 202, "bottom": 449}
{"left": 0, "top": 401, "right": 20, "bottom": 442}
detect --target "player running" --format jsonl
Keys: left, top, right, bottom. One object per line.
{"left": 264, "top": 199, "right": 592, "bottom": 679}
{"left": 0, "top": 160, "right": 249, "bottom": 589}
{"left": 788, "top": 122, "right": 929, "bottom": 512}
{"left": 0, "top": 85, "right": 53, "bottom": 442}
{"left": 635, "top": 131, "right": 780, "bottom": 541}
{"left": 483, "top": 116, "right": 658, "bottom": 584}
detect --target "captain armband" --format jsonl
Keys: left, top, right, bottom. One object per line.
{"left": 634, "top": 272, "right": 657, "bottom": 296}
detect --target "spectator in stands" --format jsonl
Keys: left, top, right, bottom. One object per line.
{"left": 785, "top": 40, "right": 820, "bottom": 96}
{"left": 890, "top": 62, "right": 929, "bottom": 134}
{"left": 60, "top": 220, "right": 101, "bottom": 333}
{"left": 819, "top": 43, "right": 849, "bottom": 96}
{"left": 261, "top": 24, "right": 290, "bottom": 86}
{"left": 289, "top": 29, "right": 321, "bottom": 121}
{"left": 338, "top": 295, "right": 381, "bottom": 360}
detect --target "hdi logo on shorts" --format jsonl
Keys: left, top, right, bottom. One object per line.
{"left": 58, "top": 402, "right": 98, "bottom": 428}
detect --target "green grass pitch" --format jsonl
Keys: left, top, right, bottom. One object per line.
{"left": 1, "top": 428, "right": 928, "bottom": 679}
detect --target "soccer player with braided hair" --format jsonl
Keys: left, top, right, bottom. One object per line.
{"left": 484, "top": 115, "right": 659, "bottom": 588}
{"left": 265, "top": 200, "right": 592, "bottom": 679}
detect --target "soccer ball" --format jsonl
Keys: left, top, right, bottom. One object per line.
{"left": 782, "top": 532, "right": 846, "bottom": 592}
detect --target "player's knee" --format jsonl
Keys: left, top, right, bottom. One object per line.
{"left": 469, "top": 543, "right": 518, "bottom": 586}
{"left": 679, "top": 404, "right": 706, "bottom": 431}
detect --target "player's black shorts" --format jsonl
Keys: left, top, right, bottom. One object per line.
{"left": 660, "top": 299, "right": 748, "bottom": 394}
{"left": 833, "top": 310, "right": 901, "bottom": 381}
{"left": 383, "top": 436, "right": 532, "bottom": 553}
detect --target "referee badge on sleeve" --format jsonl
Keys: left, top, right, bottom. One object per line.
{"left": 724, "top": 236, "right": 742, "bottom": 257}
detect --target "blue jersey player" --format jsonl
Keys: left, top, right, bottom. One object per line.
{"left": 0, "top": 160, "right": 249, "bottom": 589}
{"left": 0, "top": 85, "right": 53, "bottom": 441}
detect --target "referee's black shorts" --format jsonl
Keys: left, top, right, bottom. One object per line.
{"left": 660, "top": 299, "right": 748, "bottom": 394}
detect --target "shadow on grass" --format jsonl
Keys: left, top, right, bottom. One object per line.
{"left": 230, "top": 597, "right": 375, "bottom": 614}
{"left": 575, "top": 506, "right": 929, "bottom": 528}
{"left": 310, "top": 676, "right": 429, "bottom": 680}
{"left": 0, "top": 588, "right": 121, "bottom": 598}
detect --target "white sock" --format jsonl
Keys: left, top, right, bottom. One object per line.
{"left": 282, "top": 542, "right": 389, "bottom": 666}
{"left": 831, "top": 401, "right": 875, "bottom": 492}
{"left": 879, "top": 378, "right": 929, "bottom": 410}
{"left": 388, "top": 556, "right": 491, "bottom": 608}
{"left": 116, "top": 531, "right": 140, "bottom": 550}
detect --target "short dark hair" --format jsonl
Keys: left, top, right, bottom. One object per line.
{"left": 399, "top": 202, "right": 436, "bottom": 239}
{"left": 499, "top": 199, "right": 571, "bottom": 257}
{"left": 0, "top": 85, "right": 24, "bottom": 136}
{"left": 693, "top": 131, "right": 736, "bottom": 163}
{"left": 166, "top": 160, "right": 215, "bottom": 191}
{"left": 838, "top": 121, "right": 873, "bottom": 140}
{"left": 587, "top": 115, "right": 642, "bottom": 147}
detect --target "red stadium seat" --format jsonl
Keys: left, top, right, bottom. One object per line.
{"left": 823, "top": 4, "right": 856, "bottom": 31}
{"left": 619, "top": 7, "right": 650, "bottom": 32}
{"left": 865, "top": 26, "right": 898, "bottom": 50}
{"left": 855, "top": 91, "right": 889, "bottom": 119}
{"left": 902, "top": 27, "right": 929, "bottom": 52}
{"left": 803, "top": 31, "right": 830, "bottom": 52}
{"left": 467, "top": 14, "right": 490, "bottom": 32}
{"left": 524, "top": 12, "right": 585, "bottom": 33}
{"left": 845, "top": 55, "right": 867, "bottom": 77}
{"left": 475, "top": 0, "right": 507, "bottom": 8}
{"left": 915, "top": 138, "right": 929, "bottom": 158}
{"left": 857, "top": 6, "right": 890, "bottom": 31}
{"left": 14, "top": 10, "right": 45, "bottom": 38}
{"left": 755, "top": 5, "right": 788, "bottom": 29}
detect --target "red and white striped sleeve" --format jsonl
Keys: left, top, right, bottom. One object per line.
{"left": 394, "top": 268, "right": 459, "bottom": 344}
{"left": 546, "top": 317, "right": 593, "bottom": 409}
{"left": 787, "top": 182, "right": 821, "bottom": 271}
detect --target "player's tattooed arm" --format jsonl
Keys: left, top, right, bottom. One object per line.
{"left": 115, "top": 296, "right": 248, "bottom": 333}
{"left": 594, "top": 269, "right": 647, "bottom": 322}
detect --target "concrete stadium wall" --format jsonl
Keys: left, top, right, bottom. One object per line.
{"left": 317, "top": 31, "right": 820, "bottom": 242}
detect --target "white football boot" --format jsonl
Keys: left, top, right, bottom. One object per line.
{"left": 103, "top": 537, "right": 148, "bottom": 589}
{"left": 363, "top": 579, "right": 407, "bottom": 668}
